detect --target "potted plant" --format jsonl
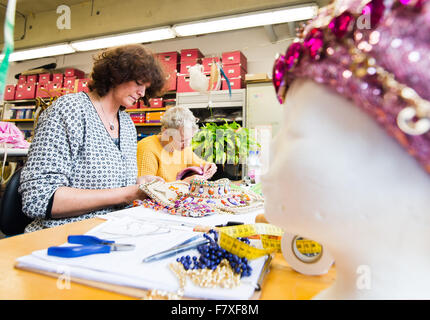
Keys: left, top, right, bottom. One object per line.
{"left": 192, "top": 121, "right": 260, "bottom": 180}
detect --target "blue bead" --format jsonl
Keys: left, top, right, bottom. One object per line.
{"left": 192, "top": 256, "right": 197, "bottom": 261}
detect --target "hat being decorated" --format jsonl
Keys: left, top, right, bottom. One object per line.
{"left": 273, "top": 0, "right": 430, "bottom": 174}
{"left": 137, "top": 178, "right": 264, "bottom": 217}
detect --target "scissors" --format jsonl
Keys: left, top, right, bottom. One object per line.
{"left": 47, "top": 235, "right": 135, "bottom": 258}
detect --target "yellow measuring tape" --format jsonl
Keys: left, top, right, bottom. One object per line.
{"left": 216, "top": 223, "right": 322, "bottom": 260}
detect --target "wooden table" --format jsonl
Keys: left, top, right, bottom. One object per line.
{"left": 0, "top": 218, "right": 336, "bottom": 300}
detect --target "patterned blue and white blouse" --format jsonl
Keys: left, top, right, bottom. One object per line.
{"left": 19, "top": 92, "right": 138, "bottom": 232}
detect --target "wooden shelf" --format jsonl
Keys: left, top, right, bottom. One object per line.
{"left": 134, "top": 123, "right": 161, "bottom": 126}
{"left": 3, "top": 98, "right": 50, "bottom": 104}
{"left": 3, "top": 119, "right": 34, "bottom": 122}
{"left": 125, "top": 107, "right": 166, "bottom": 112}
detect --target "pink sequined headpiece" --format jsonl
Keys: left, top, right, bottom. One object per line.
{"left": 273, "top": 0, "right": 430, "bottom": 173}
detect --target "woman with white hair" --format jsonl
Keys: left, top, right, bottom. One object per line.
{"left": 137, "top": 106, "right": 217, "bottom": 182}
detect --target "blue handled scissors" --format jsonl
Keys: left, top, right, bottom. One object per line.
{"left": 47, "top": 235, "right": 135, "bottom": 258}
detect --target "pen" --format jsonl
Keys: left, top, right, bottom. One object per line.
{"left": 255, "top": 254, "right": 272, "bottom": 291}
{"left": 142, "top": 239, "right": 209, "bottom": 263}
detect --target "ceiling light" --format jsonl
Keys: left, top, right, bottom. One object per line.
{"left": 7, "top": 43, "right": 75, "bottom": 62}
{"left": 172, "top": 4, "right": 318, "bottom": 37}
{"left": 70, "top": 27, "right": 176, "bottom": 52}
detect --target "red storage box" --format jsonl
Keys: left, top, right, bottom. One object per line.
{"left": 27, "top": 75, "right": 38, "bottom": 84}
{"left": 157, "top": 51, "right": 179, "bottom": 70}
{"left": 126, "top": 100, "right": 140, "bottom": 109}
{"left": 146, "top": 111, "right": 165, "bottom": 123}
{"left": 177, "top": 74, "right": 193, "bottom": 93}
{"left": 39, "top": 73, "right": 52, "bottom": 84}
{"left": 4, "top": 85, "right": 15, "bottom": 100}
{"left": 221, "top": 51, "right": 247, "bottom": 70}
{"left": 48, "top": 82, "right": 64, "bottom": 95}
{"left": 15, "top": 84, "right": 36, "bottom": 100}
{"left": 164, "top": 70, "right": 177, "bottom": 92}
{"left": 202, "top": 57, "right": 220, "bottom": 72}
{"left": 150, "top": 98, "right": 164, "bottom": 108}
{"left": 17, "top": 75, "right": 27, "bottom": 84}
{"left": 52, "top": 73, "right": 64, "bottom": 84}
{"left": 221, "top": 76, "right": 244, "bottom": 90}
{"left": 77, "top": 78, "right": 90, "bottom": 93}
{"left": 223, "top": 64, "right": 246, "bottom": 79}
{"left": 36, "top": 83, "right": 51, "bottom": 98}
{"left": 64, "top": 76, "right": 77, "bottom": 87}
{"left": 180, "top": 48, "right": 204, "bottom": 62}
{"left": 65, "top": 68, "right": 85, "bottom": 79}
{"left": 180, "top": 60, "right": 201, "bottom": 74}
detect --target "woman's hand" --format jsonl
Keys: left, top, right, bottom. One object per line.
{"left": 137, "top": 175, "right": 165, "bottom": 184}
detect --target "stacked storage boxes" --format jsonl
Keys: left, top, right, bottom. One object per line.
{"left": 221, "top": 51, "right": 247, "bottom": 90}
{"left": 156, "top": 51, "right": 179, "bottom": 92}
{"left": 177, "top": 48, "right": 204, "bottom": 93}
{"left": 3, "top": 68, "right": 89, "bottom": 101}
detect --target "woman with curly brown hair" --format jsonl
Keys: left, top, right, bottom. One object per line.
{"left": 19, "top": 44, "right": 166, "bottom": 232}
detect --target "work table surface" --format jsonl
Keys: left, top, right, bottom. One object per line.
{"left": 0, "top": 218, "right": 335, "bottom": 299}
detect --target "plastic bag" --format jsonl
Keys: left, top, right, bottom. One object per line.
{"left": 0, "top": 121, "right": 30, "bottom": 148}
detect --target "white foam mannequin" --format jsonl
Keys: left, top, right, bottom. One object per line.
{"left": 262, "top": 78, "right": 430, "bottom": 299}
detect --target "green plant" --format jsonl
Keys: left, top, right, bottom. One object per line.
{"left": 192, "top": 121, "right": 260, "bottom": 165}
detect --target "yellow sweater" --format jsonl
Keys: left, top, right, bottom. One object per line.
{"left": 137, "top": 134, "right": 207, "bottom": 182}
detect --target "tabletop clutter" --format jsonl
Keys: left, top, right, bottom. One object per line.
{"left": 15, "top": 177, "right": 283, "bottom": 300}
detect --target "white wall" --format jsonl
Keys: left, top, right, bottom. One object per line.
{"left": 6, "top": 24, "right": 294, "bottom": 84}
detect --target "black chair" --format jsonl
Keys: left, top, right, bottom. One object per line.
{"left": 0, "top": 168, "right": 33, "bottom": 236}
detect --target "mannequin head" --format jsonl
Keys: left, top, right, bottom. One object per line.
{"left": 263, "top": 78, "right": 430, "bottom": 299}
{"left": 263, "top": 0, "right": 430, "bottom": 298}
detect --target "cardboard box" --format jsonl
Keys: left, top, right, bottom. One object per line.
{"left": 223, "top": 64, "right": 246, "bottom": 79}
{"left": 65, "top": 68, "right": 85, "bottom": 78}
{"left": 180, "top": 48, "right": 204, "bottom": 62}
{"left": 38, "top": 73, "right": 52, "bottom": 84}
{"left": 52, "top": 73, "right": 64, "bottom": 84}
{"left": 64, "top": 76, "right": 77, "bottom": 88}
{"left": 177, "top": 74, "right": 193, "bottom": 93}
{"left": 36, "top": 83, "right": 51, "bottom": 98}
{"left": 17, "top": 75, "right": 27, "bottom": 84}
{"left": 145, "top": 111, "right": 165, "bottom": 122}
{"left": 48, "top": 82, "right": 64, "bottom": 96}
{"left": 150, "top": 98, "right": 164, "bottom": 108}
{"left": 202, "top": 57, "right": 220, "bottom": 72}
{"left": 15, "top": 84, "right": 36, "bottom": 100}
{"left": 164, "top": 70, "right": 177, "bottom": 92}
{"left": 77, "top": 78, "right": 90, "bottom": 93}
{"left": 221, "top": 76, "right": 244, "bottom": 90}
{"left": 4, "top": 85, "right": 15, "bottom": 100}
{"left": 157, "top": 51, "right": 179, "bottom": 71}
{"left": 222, "top": 51, "right": 247, "bottom": 70}
{"left": 245, "top": 73, "right": 270, "bottom": 81}
{"left": 27, "top": 75, "right": 38, "bottom": 84}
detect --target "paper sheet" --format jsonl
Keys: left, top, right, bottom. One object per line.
{"left": 16, "top": 206, "right": 267, "bottom": 300}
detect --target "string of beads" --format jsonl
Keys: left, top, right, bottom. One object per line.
{"left": 176, "top": 229, "right": 253, "bottom": 278}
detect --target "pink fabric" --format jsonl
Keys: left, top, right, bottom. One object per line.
{"left": 0, "top": 121, "right": 30, "bottom": 149}
{"left": 176, "top": 166, "right": 204, "bottom": 180}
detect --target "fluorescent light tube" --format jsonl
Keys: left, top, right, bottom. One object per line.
{"left": 7, "top": 43, "right": 75, "bottom": 62}
{"left": 173, "top": 4, "right": 318, "bottom": 37}
{"left": 71, "top": 27, "right": 175, "bottom": 51}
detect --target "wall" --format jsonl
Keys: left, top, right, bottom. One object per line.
{"left": 6, "top": 24, "right": 293, "bottom": 84}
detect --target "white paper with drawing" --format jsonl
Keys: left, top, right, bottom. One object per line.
{"left": 15, "top": 206, "right": 266, "bottom": 299}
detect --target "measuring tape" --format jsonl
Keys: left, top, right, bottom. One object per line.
{"left": 216, "top": 223, "right": 322, "bottom": 260}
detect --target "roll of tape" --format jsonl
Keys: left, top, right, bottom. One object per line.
{"left": 281, "top": 233, "right": 334, "bottom": 276}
